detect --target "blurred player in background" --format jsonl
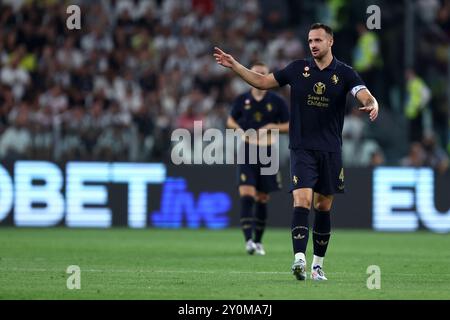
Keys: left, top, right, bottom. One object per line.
{"left": 215, "top": 23, "right": 379, "bottom": 280}
{"left": 227, "top": 62, "right": 289, "bottom": 256}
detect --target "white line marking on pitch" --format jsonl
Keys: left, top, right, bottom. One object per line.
{"left": 1, "top": 267, "right": 449, "bottom": 278}
{"left": 0, "top": 267, "right": 290, "bottom": 275}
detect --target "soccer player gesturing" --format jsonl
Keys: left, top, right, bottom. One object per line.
{"left": 214, "top": 23, "right": 379, "bottom": 281}
{"left": 227, "top": 62, "right": 289, "bottom": 256}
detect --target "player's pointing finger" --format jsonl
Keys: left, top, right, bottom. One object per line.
{"left": 214, "top": 47, "right": 225, "bottom": 55}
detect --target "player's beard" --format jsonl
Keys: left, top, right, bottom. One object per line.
{"left": 312, "top": 48, "right": 328, "bottom": 60}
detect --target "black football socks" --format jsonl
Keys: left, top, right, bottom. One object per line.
{"left": 253, "top": 201, "right": 267, "bottom": 243}
{"left": 313, "top": 208, "right": 331, "bottom": 257}
{"left": 240, "top": 196, "right": 255, "bottom": 241}
{"left": 291, "top": 206, "right": 310, "bottom": 256}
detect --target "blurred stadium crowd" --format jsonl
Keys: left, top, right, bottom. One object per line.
{"left": 0, "top": 0, "right": 449, "bottom": 171}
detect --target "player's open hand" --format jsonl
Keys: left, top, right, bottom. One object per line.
{"left": 213, "top": 47, "right": 236, "bottom": 69}
{"left": 359, "top": 105, "right": 379, "bottom": 122}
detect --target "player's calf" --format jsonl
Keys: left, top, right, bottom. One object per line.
{"left": 240, "top": 195, "right": 255, "bottom": 243}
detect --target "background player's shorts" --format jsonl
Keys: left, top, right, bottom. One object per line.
{"left": 289, "top": 148, "right": 344, "bottom": 195}
{"left": 236, "top": 142, "right": 282, "bottom": 193}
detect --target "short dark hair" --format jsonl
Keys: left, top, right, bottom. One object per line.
{"left": 250, "top": 61, "right": 268, "bottom": 69}
{"left": 309, "top": 23, "right": 333, "bottom": 37}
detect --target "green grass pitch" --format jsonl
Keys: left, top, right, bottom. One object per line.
{"left": 0, "top": 228, "right": 449, "bottom": 300}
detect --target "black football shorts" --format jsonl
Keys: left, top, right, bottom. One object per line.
{"left": 289, "top": 148, "right": 344, "bottom": 195}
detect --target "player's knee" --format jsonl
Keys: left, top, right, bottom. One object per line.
{"left": 256, "top": 193, "right": 270, "bottom": 203}
{"left": 239, "top": 186, "right": 256, "bottom": 198}
{"left": 293, "top": 195, "right": 311, "bottom": 208}
{"left": 314, "top": 201, "right": 332, "bottom": 212}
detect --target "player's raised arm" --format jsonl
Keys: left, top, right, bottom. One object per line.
{"left": 356, "top": 88, "right": 379, "bottom": 122}
{"left": 213, "top": 47, "right": 279, "bottom": 90}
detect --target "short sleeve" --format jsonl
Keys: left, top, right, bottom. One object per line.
{"left": 346, "top": 67, "right": 367, "bottom": 97}
{"left": 230, "top": 96, "right": 242, "bottom": 121}
{"left": 273, "top": 61, "right": 297, "bottom": 87}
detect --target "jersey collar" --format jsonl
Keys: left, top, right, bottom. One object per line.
{"left": 308, "top": 56, "right": 337, "bottom": 71}
{"left": 248, "top": 90, "right": 268, "bottom": 102}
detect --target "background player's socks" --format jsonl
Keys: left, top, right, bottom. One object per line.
{"left": 312, "top": 209, "right": 331, "bottom": 258}
{"left": 253, "top": 201, "right": 267, "bottom": 243}
{"left": 291, "top": 206, "right": 310, "bottom": 256}
{"left": 240, "top": 196, "right": 255, "bottom": 241}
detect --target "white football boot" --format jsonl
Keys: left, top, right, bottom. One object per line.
{"left": 245, "top": 239, "right": 257, "bottom": 255}
{"left": 254, "top": 243, "right": 266, "bottom": 256}
{"left": 311, "top": 265, "right": 328, "bottom": 281}
{"left": 291, "top": 259, "right": 307, "bottom": 280}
